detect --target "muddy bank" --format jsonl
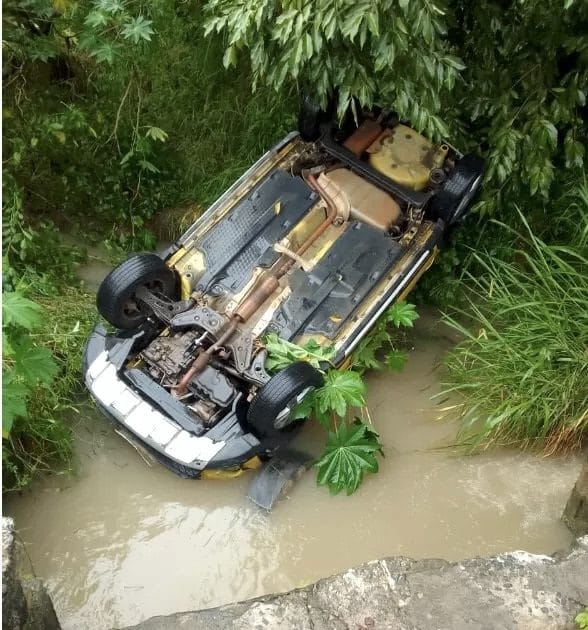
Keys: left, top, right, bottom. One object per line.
{"left": 122, "top": 537, "right": 588, "bottom": 630}
{"left": 4, "top": 311, "right": 583, "bottom": 629}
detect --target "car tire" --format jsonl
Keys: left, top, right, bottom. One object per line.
{"left": 429, "top": 154, "right": 484, "bottom": 226}
{"left": 247, "top": 362, "right": 324, "bottom": 439}
{"left": 96, "top": 253, "right": 178, "bottom": 330}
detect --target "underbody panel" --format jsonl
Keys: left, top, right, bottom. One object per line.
{"left": 194, "top": 169, "right": 317, "bottom": 295}
{"left": 269, "top": 220, "right": 403, "bottom": 340}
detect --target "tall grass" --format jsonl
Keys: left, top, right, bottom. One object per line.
{"left": 442, "top": 184, "right": 588, "bottom": 454}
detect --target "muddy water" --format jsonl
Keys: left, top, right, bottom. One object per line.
{"left": 5, "top": 312, "right": 582, "bottom": 630}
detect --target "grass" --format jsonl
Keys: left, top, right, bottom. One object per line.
{"left": 138, "top": 8, "right": 297, "bottom": 211}
{"left": 441, "top": 184, "right": 588, "bottom": 454}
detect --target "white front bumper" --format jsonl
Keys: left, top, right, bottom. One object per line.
{"left": 86, "top": 351, "right": 225, "bottom": 469}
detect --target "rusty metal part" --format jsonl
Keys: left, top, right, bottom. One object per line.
{"left": 318, "top": 168, "right": 402, "bottom": 232}
{"left": 141, "top": 330, "right": 204, "bottom": 382}
{"left": 188, "top": 398, "right": 217, "bottom": 424}
{"left": 367, "top": 125, "right": 448, "bottom": 191}
{"left": 175, "top": 171, "right": 339, "bottom": 392}
{"left": 343, "top": 119, "right": 383, "bottom": 156}
{"left": 174, "top": 318, "right": 239, "bottom": 394}
{"left": 234, "top": 274, "right": 280, "bottom": 322}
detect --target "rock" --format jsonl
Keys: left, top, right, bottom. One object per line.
{"left": 21, "top": 578, "right": 61, "bottom": 630}
{"left": 121, "top": 539, "right": 588, "bottom": 630}
{"left": 2, "top": 518, "right": 27, "bottom": 630}
{"left": 2, "top": 517, "right": 61, "bottom": 630}
{"left": 563, "top": 460, "right": 588, "bottom": 536}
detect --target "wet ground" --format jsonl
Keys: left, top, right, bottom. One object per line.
{"left": 4, "top": 312, "right": 583, "bottom": 629}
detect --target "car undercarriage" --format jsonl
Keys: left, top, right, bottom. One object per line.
{"left": 85, "top": 107, "right": 483, "bottom": 480}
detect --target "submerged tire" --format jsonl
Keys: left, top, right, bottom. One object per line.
{"left": 429, "top": 154, "right": 485, "bottom": 226}
{"left": 247, "top": 361, "right": 324, "bottom": 439}
{"left": 96, "top": 253, "right": 177, "bottom": 330}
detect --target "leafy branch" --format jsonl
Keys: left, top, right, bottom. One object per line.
{"left": 2, "top": 289, "right": 59, "bottom": 438}
{"left": 264, "top": 301, "right": 418, "bottom": 495}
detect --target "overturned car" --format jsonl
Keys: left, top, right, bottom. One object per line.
{"left": 84, "top": 103, "right": 483, "bottom": 481}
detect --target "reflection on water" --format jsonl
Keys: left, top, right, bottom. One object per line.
{"left": 5, "top": 311, "right": 582, "bottom": 629}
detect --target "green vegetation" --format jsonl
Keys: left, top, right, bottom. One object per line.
{"left": 2, "top": 273, "right": 94, "bottom": 490}
{"left": 205, "top": 0, "right": 587, "bottom": 216}
{"left": 576, "top": 608, "right": 588, "bottom": 629}
{"left": 442, "top": 185, "right": 588, "bottom": 453}
{"left": 3, "top": 0, "right": 587, "bottom": 488}
{"left": 265, "top": 302, "right": 418, "bottom": 494}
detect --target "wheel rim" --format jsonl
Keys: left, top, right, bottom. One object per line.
{"left": 273, "top": 387, "right": 313, "bottom": 430}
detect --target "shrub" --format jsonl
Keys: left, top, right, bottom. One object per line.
{"left": 2, "top": 274, "right": 95, "bottom": 491}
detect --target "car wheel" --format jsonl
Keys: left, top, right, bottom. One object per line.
{"left": 96, "top": 253, "right": 178, "bottom": 330}
{"left": 429, "top": 154, "right": 484, "bottom": 226}
{"left": 247, "top": 362, "right": 324, "bottom": 439}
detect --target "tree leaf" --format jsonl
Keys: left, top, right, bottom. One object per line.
{"left": 122, "top": 16, "right": 154, "bottom": 43}
{"left": 385, "top": 301, "right": 419, "bottom": 328}
{"left": 386, "top": 350, "right": 408, "bottom": 372}
{"left": 84, "top": 10, "right": 109, "bottom": 29}
{"left": 223, "top": 45, "right": 237, "bottom": 69}
{"left": 12, "top": 337, "right": 59, "bottom": 386}
{"left": 315, "top": 419, "right": 383, "bottom": 495}
{"left": 2, "top": 371, "right": 30, "bottom": 437}
{"left": 2, "top": 292, "right": 44, "bottom": 330}
{"left": 263, "top": 332, "right": 334, "bottom": 372}
{"left": 315, "top": 370, "right": 366, "bottom": 417}
{"left": 146, "top": 126, "right": 169, "bottom": 142}
{"left": 352, "top": 325, "right": 391, "bottom": 370}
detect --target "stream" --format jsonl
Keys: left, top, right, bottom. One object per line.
{"left": 4, "top": 310, "right": 582, "bottom": 629}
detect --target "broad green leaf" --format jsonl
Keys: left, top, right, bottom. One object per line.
{"left": 353, "top": 338, "right": 382, "bottom": 370}
{"left": 84, "top": 10, "right": 108, "bottom": 28}
{"left": 353, "top": 323, "right": 392, "bottom": 371}
{"left": 13, "top": 337, "right": 59, "bottom": 386}
{"left": 146, "top": 127, "right": 169, "bottom": 142}
{"left": 575, "top": 608, "right": 588, "bottom": 629}
{"left": 138, "top": 159, "right": 160, "bottom": 173}
{"left": 95, "top": 0, "right": 124, "bottom": 13}
{"left": 2, "top": 293, "right": 44, "bottom": 330}
{"left": 223, "top": 45, "right": 237, "bottom": 69}
{"left": 385, "top": 301, "right": 419, "bottom": 328}
{"left": 89, "top": 42, "right": 117, "bottom": 64}
{"left": 290, "top": 394, "right": 315, "bottom": 421}
{"left": 386, "top": 350, "right": 408, "bottom": 372}
{"left": 3, "top": 331, "right": 14, "bottom": 357}
{"left": 443, "top": 55, "right": 466, "bottom": 70}
{"left": 263, "top": 333, "right": 335, "bottom": 373}
{"left": 315, "top": 370, "right": 366, "bottom": 417}
{"left": 122, "top": 16, "right": 154, "bottom": 43}
{"left": 2, "top": 371, "right": 30, "bottom": 437}
{"left": 315, "top": 419, "right": 383, "bottom": 495}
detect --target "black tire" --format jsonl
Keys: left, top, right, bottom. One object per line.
{"left": 247, "top": 362, "right": 324, "bottom": 439}
{"left": 96, "top": 253, "right": 178, "bottom": 330}
{"left": 429, "top": 154, "right": 484, "bottom": 226}
{"left": 298, "top": 95, "right": 324, "bottom": 141}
